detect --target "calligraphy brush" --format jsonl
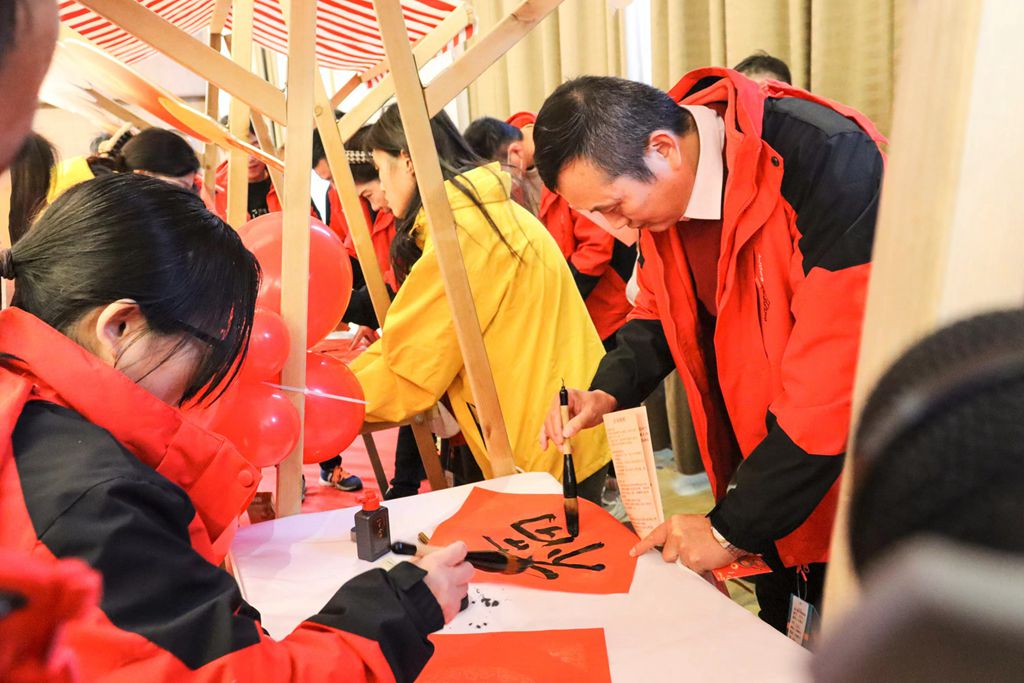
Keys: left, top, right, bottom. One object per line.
{"left": 390, "top": 542, "right": 532, "bottom": 575}
{"left": 559, "top": 381, "right": 580, "bottom": 538}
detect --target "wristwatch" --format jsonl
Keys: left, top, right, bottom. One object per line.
{"left": 711, "top": 525, "right": 746, "bottom": 557}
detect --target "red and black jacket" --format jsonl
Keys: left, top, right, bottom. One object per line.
{"left": 592, "top": 69, "right": 886, "bottom": 568}
{"left": 0, "top": 308, "right": 443, "bottom": 681}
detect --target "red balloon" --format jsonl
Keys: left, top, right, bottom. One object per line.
{"left": 241, "top": 307, "right": 291, "bottom": 381}
{"left": 302, "top": 352, "right": 366, "bottom": 464}
{"left": 212, "top": 382, "right": 301, "bottom": 468}
{"left": 239, "top": 212, "right": 353, "bottom": 347}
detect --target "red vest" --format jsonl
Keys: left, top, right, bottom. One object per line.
{"left": 633, "top": 69, "right": 886, "bottom": 566}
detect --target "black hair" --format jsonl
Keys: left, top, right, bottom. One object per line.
{"left": 8, "top": 132, "right": 56, "bottom": 245}
{"left": 365, "top": 105, "right": 518, "bottom": 283}
{"left": 7, "top": 173, "right": 260, "bottom": 405}
{"left": 463, "top": 117, "right": 523, "bottom": 163}
{"left": 118, "top": 128, "right": 200, "bottom": 177}
{"left": 849, "top": 309, "right": 1024, "bottom": 575}
{"left": 311, "top": 109, "right": 345, "bottom": 169}
{"left": 733, "top": 51, "right": 792, "bottom": 85}
{"left": 534, "top": 76, "right": 694, "bottom": 191}
{"left": 347, "top": 125, "right": 379, "bottom": 185}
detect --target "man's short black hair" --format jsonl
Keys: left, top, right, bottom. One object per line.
{"left": 311, "top": 109, "right": 345, "bottom": 168}
{"left": 733, "top": 51, "right": 792, "bottom": 84}
{"left": 850, "top": 308, "right": 1024, "bottom": 575}
{"left": 534, "top": 76, "right": 693, "bottom": 191}
{"left": 463, "top": 117, "right": 522, "bottom": 163}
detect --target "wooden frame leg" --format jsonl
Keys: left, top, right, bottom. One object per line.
{"left": 226, "top": 0, "right": 255, "bottom": 229}
{"left": 274, "top": 0, "right": 318, "bottom": 517}
{"left": 410, "top": 421, "right": 448, "bottom": 491}
{"left": 361, "top": 434, "right": 390, "bottom": 493}
{"left": 374, "top": 0, "right": 516, "bottom": 478}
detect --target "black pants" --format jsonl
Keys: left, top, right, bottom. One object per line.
{"left": 389, "top": 425, "right": 426, "bottom": 494}
{"left": 448, "top": 444, "right": 607, "bottom": 504}
{"left": 752, "top": 562, "right": 827, "bottom": 633}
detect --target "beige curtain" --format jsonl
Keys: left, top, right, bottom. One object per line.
{"left": 466, "top": 0, "right": 628, "bottom": 120}
{"left": 651, "top": 0, "right": 905, "bottom": 135}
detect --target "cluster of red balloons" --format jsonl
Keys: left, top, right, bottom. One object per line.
{"left": 189, "top": 213, "right": 366, "bottom": 468}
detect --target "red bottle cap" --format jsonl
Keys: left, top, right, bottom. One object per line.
{"left": 361, "top": 490, "right": 380, "bottom": 511}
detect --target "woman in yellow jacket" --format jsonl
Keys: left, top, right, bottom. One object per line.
{"left": 352, "top": 106, "right": 610, "bottom": 499}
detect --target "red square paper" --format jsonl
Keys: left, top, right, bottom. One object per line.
{"left": 428, "top": 488, "right": 638, "bottom": 594}
{"left": 417, "top": 628, "right": 612, "bottom": 682}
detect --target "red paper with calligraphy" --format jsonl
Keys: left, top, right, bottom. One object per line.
{"left": 429, "top": 488, "right": 638, "bottom": 594}
{"left": 417, "top": 628, "right": 612, "bottom": 682}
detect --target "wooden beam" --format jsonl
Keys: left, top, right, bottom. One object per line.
{"left": 227, "top": 0, "right": 255, "bottom": 229}
{"left": 85, "top": 88, "right": 152, "bottom": 131}
{"left": 329, "top": 74, "right": 361, "bottom": 109}
{"left": 275, "top": 0, "right": 318, "bottom": 517}
{"left": 203, "top": 31, "right": 223, "bottom": 195}
{"left": 210, "top": 0, "right": 232, "bottom": 34}
{"left": 374, "top": 0, "right": 516, "bottom": 477}
{"left": 823, "top": 0, "right": 1024, "bottom": 628}
{"left": 335, "top": 4, "right": 475, "bottom": 142}
{"left": 76, "top": 0, "right": 287, "bottom": 124}
{"left": 424, "top": 0, "right": 563, "bottom": 116}
{"left": 250, "top": 112, "right": 284, "bottom": 199}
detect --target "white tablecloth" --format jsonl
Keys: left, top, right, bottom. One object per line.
{"left": 230, "top": 473, "right": 810, "bottom": 682}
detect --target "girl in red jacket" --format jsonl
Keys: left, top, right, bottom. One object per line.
{"left": 0, "top": 173, "right": 471, "bottom": 682}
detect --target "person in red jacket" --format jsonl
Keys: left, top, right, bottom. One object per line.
{"left": 0, "top": 173, "right": 472, "bottom": 681}
{"left": 537, "top": 71, "right": 885, "bottom": 631}
{"left": 464, "top": 116, "right": 635, "bottom": 347}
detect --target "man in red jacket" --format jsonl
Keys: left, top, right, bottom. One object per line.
{"left": 537, "top": 71, "right": 885, "bottom": 631}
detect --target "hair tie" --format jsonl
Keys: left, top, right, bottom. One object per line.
{"left": 345, "top": 149, "right": 374, "bottom": 165}
{"left": 0, "top": 249, "right": 15, "bottom": 280}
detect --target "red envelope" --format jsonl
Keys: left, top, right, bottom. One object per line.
{"left": 429, "top": 488, "right": 638, "bottom": 594}
{"left": 418, "top": 628, "right": 612, "bottom": 682}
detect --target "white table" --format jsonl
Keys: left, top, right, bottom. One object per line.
{"left": 230, "top": 473, "right": 810, "bottom": 682}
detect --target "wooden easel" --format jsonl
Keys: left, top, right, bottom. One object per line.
{"left": 66, "top": 0, "right": 567, "bottom": 517}
{"left": 823, "top": 0, "right": 1024, "bottom": 627}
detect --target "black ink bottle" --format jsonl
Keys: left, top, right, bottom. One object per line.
{"left": 354, "top": 491, "right": 391, "bottom": 561}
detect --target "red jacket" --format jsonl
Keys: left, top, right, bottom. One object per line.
{"left": 597, "top": 69, "right": 886, "bottom": 567}
{"left": 0, "top": 551, "right": 100, "bottom": 683}
{"left": 326, "top": 189, "right": 398, "bottom": 291}
{"left": 539, "top": 188, "right": 633, "bottom": 340}
{"left": 0, "top": 308, "right": 443, "bottom": 681}
{"left": 508, "top": 113, "right": 634, "bottom": 341}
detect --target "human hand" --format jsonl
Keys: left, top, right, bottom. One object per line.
{"left": 417, "top": 542, "right": 473, "bottom": 623}
{"left": 538, "top": 388, "right": 618, "bottom": 450}
{"left": 348, "top": 325, "right": 380, "bottom": 350}
{"left": 629, "top": 514, "right": 736, "bottom": 573}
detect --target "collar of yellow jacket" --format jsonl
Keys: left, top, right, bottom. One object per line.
{"left": 413, "top": 163, "right": 512, "bottom": 241}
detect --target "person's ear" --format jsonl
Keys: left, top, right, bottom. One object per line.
{"left": 401, "top": 151, "right": 416, "bottom": 178}
{"left": 506, "top": 141, "right": 526, "bottom": 171}
{"left": 647, "top": 130, "right": 687, "bottom": 172}
{"left": 92, "top": 300, "right": 147, "bottom": 365}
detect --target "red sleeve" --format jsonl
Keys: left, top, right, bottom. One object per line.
{"left": 628, "top": 234, "right": 661, "bottom": 322}
{"left": 567, "top": 210, "right": 615, "bottom": 277}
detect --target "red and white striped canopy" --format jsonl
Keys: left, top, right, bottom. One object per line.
{"left": 58, "top": 0, "right": 469, "bottom": 74}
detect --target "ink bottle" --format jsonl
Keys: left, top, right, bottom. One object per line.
{"left": 354, "top": 491, "right": 391, "bottom": 561}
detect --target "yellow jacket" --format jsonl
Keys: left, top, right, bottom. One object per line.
{"left": 351, "top": 165, "right": 611, "bottom": 481}
{"left": 48, "top": 156, "right": 99, "bottom": 204}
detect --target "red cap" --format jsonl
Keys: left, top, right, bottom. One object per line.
{"left": 361, "top": 490, "right": 380, "bottom": 511}
{"left": 506, "top": 111, "right": 537, "bottom": 129}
